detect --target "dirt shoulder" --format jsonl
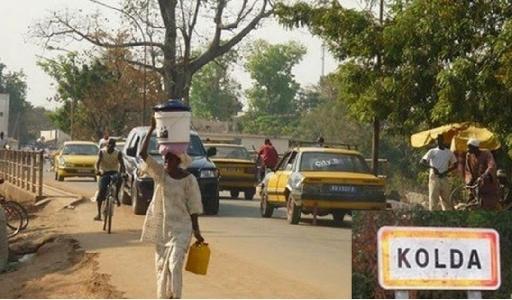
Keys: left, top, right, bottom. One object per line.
{"left": 0, "top": 193, "right": 124, "bottom": 299}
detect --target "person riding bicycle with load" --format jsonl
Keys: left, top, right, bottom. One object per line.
{"left": 94, "top": 138, "right": 125, "bottom": 221}
{"left": 465, "top": 138, "right": 499, "bottom": 210}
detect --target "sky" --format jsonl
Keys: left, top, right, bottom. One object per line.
{"left": 0, "top": 0, "right": 360, "bottom": 111}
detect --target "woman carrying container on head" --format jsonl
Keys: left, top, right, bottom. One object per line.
{"left": 139, "top": 117, "right": 205, "bottom": 299}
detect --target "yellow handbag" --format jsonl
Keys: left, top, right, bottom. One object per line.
{"left": 185, "top": 242, "right": 210, "bottom": 275}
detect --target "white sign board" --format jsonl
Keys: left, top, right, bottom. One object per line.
{"left": 378, "top": 226, "right": 500, "bottom": 290}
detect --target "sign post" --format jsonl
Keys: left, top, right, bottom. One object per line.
{"left": 378, "top": 226, "right": 500, "bottom": 297}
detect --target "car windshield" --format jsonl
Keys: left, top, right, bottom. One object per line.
{"left": 148, "top": 134, "right": 206, "bottom": 157}
{"left": 300, "top": 152, "right": 370, "bottom": 173}
{"left": 212, "top": 146, "right": 251, "bottom": 160}
{"left": 62, "top": 144, "right": 99, "bottom": 155}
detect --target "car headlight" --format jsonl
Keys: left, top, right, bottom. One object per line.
{"left": 290, "top": 174, "right": 305, "bottom": 192}
{"left": 59, "top": 157, "right": 69, "bottom": 167}
{"left": 200, "top": 169, "right": 218, "bottom": 178}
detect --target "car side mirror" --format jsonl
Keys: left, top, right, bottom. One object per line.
{"left": 126, "top": 147, "right": 136, "bottom": 157}
{"left": 207, "top": 147, "right": 217, "bottom": 157}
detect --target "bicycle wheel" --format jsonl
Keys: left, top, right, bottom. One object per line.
{"left": 3, "top": 204, "right": 23, "bottom": 238}
{"left": 6, "top": 200, "right": 29, "bottom": 230}
{"left": 450, "top": 184, "right": 471, "bottom": 210}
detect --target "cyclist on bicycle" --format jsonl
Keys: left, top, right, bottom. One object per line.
{"left": 94, "top": 138, "right": 125, "bottom": 221}
{"left": 465, "top": 138, "right": 499, "bottom": 210}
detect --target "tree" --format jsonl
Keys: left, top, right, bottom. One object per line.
{"left": 33, "top": 0, "right": 273, "bottom": 102}
{"left": 22, "top": 105, "right": 53, "bottom": 143}
{"left": 245, "top": 40, "right": 307, "bottom": 116}
{"left": 39, "top": 48, "right": 165, "bottom": 140}
{"left": 189, "top": 49, "right": 242, "bottom": 121}
{"left": 276, "top": 1, "right": 512, "bottom": 173}
{"left": 0, "top": 63, "right": 30, "bottom": 142}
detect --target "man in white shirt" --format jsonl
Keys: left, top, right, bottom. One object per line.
{"left": 420, "top": 135, "right": 458, "bottom": 210}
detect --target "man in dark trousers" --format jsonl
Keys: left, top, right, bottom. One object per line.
{"left": 257, "top": 138, "right": 279, "bottom": 180}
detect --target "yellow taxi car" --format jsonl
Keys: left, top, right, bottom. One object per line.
{"left": 54, "top": 141, "right": 99, "bottom": 181}
{"left": 205, "top": 143, "right": 258, "bottom": 200}
{"left": 260, "top": 147, "right": 386, "bottom": 224}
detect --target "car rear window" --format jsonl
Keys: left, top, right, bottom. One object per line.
{"left": 62, "top": 144, "right": 99, "bottom": 155}
{"left": 213, "top": 146, "right": 251, "bottom": 160}
{"left": 299, "top": 152, "right": 370, "bottom": 173}
{"left": 148, "top": 134, "right": 206, "bottom": 157}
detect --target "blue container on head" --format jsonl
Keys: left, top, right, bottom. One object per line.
{"left": 153, "top": 99, "right": 191, "bottom": 112}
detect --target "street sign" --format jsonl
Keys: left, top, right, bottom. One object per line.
{"left": 378, "top": 226, "right": 500, "bottom": 290}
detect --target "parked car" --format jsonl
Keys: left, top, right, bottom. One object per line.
{"left": 260, "top": 147, "right": 386, "bottom": 225}
{"left": 54, "top": 141, "right": 99, "bottom": 182}
{"left": 205, "top": 143, "right": 258, "bottom": 200}
{"left": 121, "top": 127, "right": 220, "bottom": 215}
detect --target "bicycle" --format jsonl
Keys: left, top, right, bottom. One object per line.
{"left": 1, "top": 198, "right": 26, "bottom": 238}
{"left": 102, "top": 173, "right": 126, "bottom": 234}
{"left": 451, "top": 183, "right": 481, "bottom": 211}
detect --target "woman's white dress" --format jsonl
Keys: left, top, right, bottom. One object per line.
{"left": 140, "top": 156, "right": 203, "bottom": 299}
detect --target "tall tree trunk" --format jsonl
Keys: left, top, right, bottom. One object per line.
{"left": 163, "top": 65, "right": 192, "bottom": 104}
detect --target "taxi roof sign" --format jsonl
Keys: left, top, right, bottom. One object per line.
{"left": 377, "top": 226, "right": 500, "bottom": 290}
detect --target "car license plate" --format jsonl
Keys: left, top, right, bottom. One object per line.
{"left": 330, "top": 185, "right": 356, "bottom": 193}
{"left": 223, "top": 167, "right": 242, "bottom": 173}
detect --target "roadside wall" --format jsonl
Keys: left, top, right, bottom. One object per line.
{"left": 0, "top": 181, "right": 37, "bottom": 204}
{"left": 0, "top": 208, "right": 7, "bottom": 272}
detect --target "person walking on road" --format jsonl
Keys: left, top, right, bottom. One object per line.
{"left": 257, "top": 138, "right": 279, "bottom": 180}
{"left": 465, "top": 138, "right": 499, "bottom": 210}
{"left": 98, "top": 131, "right": 110, "bottom": 150}
{"left": 0, "top": 132, "right": 8, "bottom": 149}
{"left": 140, "top": 117, "right": 205, "bottom": 299}
{"left": 420, "top": 135, "right": 458, "bottom": 210}
{"left": 94, "top": 138, "right": 125, "bottom": 220}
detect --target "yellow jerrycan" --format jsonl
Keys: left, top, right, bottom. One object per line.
{"left": 185, "top": 242, "right": 210, "bottom": 275}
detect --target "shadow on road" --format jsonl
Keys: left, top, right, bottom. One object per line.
{"left": 62, "top": 229, "right": 143, "bottom": 251}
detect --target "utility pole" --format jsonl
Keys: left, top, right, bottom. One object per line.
{"left": 321, "top": 42, "right": 326, "bottom": 77}
{"left": 142, "top": 0, "right": 149, "bottom": 126}
{"left": 372, "top": 0, "right": 384, "bottom": 176}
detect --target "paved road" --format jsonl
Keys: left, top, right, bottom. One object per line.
{"left": 43, "top": 168, "right": 352, "bottom": 298}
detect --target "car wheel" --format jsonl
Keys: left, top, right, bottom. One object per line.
{"left": 204, "top": 191, "right": 220, "bottom": 215}
{"left": 332, "top": 210, "right": 346, "bottom": 225}
{"left": 286, "top": 193, "right": 301, "bottom": 225}
{"left": 54, "top": 172, "right": 57, "bottom": 180}
{"left": 244, "top": 188, "right": 256, "bottom": 200}
{"left": 92, "top": 176, "right": 97, "bottom": 182}
{"left": 131, "top": 183, "right": 147, "bottom": 215}
{"left": 57, "top": 174, "right": 64, "bottom": 182}
{"left": 260, "top": 193, "right": 273, "bottom": 218}
{"left": 229, "top": 190, "right": 239, "bottom": 199}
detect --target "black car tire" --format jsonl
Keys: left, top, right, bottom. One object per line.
{"left": 244, "top": 188, "right": 256, "bottom": 200}
{"left": 286, "top": 194, "right": 301, "bottom": 225}
{"left": 92, "top": 176, "right": 97, "bottom": 182}
{"left": 57, "top": 174, "right": 64, "bottom": 182}
{"left": 260, "top": 193, "right": 273, "bottom": 218}
{"left": 204, "top": 192, "right": 220, "bottom": 215}
{"left": 131, "top": 183, "right": 147, "bottom": 215}
{"left": 332, "top": 210, "right": 346, "bottom": 225}
{"left": 229, "top": 190, "right": 239, "bottom": 199}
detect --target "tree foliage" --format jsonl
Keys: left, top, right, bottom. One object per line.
{"left": 0, "top": 63, "right": 30, "bottom": 142}
{"left": 33, "top": 0, "right": 273, "bottom": 101}
{"left": 40, "top": 48, "right": 165, "bottom": 140}
{"left": 245, "top": 40, "right": 307, "bottom": 116}
{"left": 275, "top": 1, "right": 512, "bottom": 138}
{"left": 189, "top": 49, "right": 242, "bottom": 121}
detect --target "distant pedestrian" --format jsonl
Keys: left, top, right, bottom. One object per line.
{"left": 465, "top": 139, "right": 499, "bottom": 210}
{"left": 420, "top": 135, "right": 458, "bottom": 210}
{"left": 0, "top": 132, "right": 7, "bottom": 149}
{"left": 257, "top": 138, "right": 279, "bottom": 180}
{"left": 140, "top": 117, "right": 205, "bottom": 299}
{"left": 98, "top": 131, "right": 110, "bottom": 150}
{"left": 316, "top": 136, "right": 325, "bottom": 147}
